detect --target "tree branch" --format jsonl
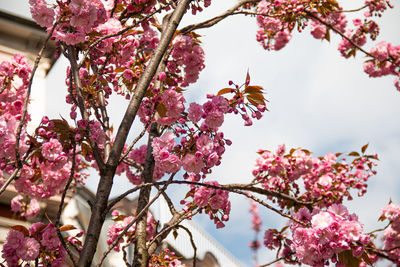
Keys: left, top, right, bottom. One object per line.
{"left": 15, "top": 23, "right": 57, "bottom": 168}
{"left": 79, "top": 1, "right": 193, "bottom": 263}
{"left": 180, "top": 0, "right": 259, "bottom": 34}
{"left": 177, "top": 225, "right": 197, "bottom": 267}
{"left": 133, "top": 123, "right": 158, "bottom": 267}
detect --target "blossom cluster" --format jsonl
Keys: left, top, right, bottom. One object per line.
{"left": 0, "top": 55, "right": 32, "bottom": 181}
{"left": 249, "top": 201, "right": 262, "bottom": 251}
{"left": 381, "top": 202, "right": 400, "bottom": 264}
{"left": 182, "top": 181, "right": 230, "bottom": 228}
{"left": 149, "top": 249, "right": 187, "bottom": 267}
{"left": 14, "top": 117, "right": 88, "bottom": 199}
{"left": 130, "top": 93, "right": 232, "bottom": 182}
{"left": 250, "top": 0, "right": 400, "bottom": 91}
{"left": 11, "top": 195, "right": 40, "bottom": 218}
{"left": 169, "top": 35, "right": 205, "bottom": 87}
{"left": 363, "top": 41, "right": 400, "bottom": 91}
{"left": 254, "top": 0, "right": 301, "bottom": 50}
{"left": 107, "top": 210, "right": 157, "bottom": 251}
{"left": 2, "top": 223, "right": 65, "bottom": 266}
{"left": 289, "top": 204, "right": 371, "bottom": 266}
{"left": 252, "top": 144, "right": 377, "bottom": 209}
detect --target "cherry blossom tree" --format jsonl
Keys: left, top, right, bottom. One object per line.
{"left": 0, "top": 0, "right": 399, "bottom": 266}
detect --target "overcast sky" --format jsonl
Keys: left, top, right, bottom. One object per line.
{"left": 2, "top": 1, "right": 400, "bottom": 266}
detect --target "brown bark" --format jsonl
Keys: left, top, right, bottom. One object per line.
{"left": 133, "top": 123, "right": 158, "bottom": 267}
{"left": 77, "top": 0, "right": 192, "bottom": 266}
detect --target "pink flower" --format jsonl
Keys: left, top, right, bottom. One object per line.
{"left": 158, "top": 89, "right": 185, "bottom": 125}
{"left": 196, "top": 134, "right": 213, "bottom": 156}
{"left": 41, "top": 223, "right": 60, "bottom": 250}
{"left": 158, "top": 72, "right": 166, "bottom": 81}
{"left": 29, "top": 222, "right": 46, "bottom": 236}
{"left": 273, "top": 30, "right": 292, "bottom": 50}
{"left": 3, "top": 230, "right": 24, "bottom": 250}
{"left": 318, "top": 174, "right": 332, "bottom": 187}
{"left": 311, "top": 211, "right": 333, "bottom": 229}
{"left": 42, "top": 138, "right": 63, "bottom": 161}
{"left": 24, "top": 198, "right": 40, "bottom": 218}
{"left": 193, "top": 186, "right": 212, "bottom": 207}
{"left": 89, "top": 120, "right": 106, "bottom": 145}
{"left": 16, "top": 237, "right": 40, "bottom": 261}
{"left": 182, "top": 154, "right": 204, "bottom": 174}
{"left": 209, "top": 190, "right": 229, "bottom": 210}
{"left": 29, "top": 0, "right": 55, "bottom": 28}
{"left": 204, "top": 110, "right": 224, "bottom": 129}
{"left": 382, "top": 203, "right": 400, "bottom": 221}
{"left": 11, "top": 195, "right": 23, "bottom": 213}
{"left": 128, "top": 145, "right": 147, "bottom": 165}
{"left": 152, "top": 132, "right": 176, "bottom": 158}
{"left": 310, "top": 20, "right": 326, "bottom": 39}
{"left": 157, "top": 153, "right": 181, "bottom": 174}
{"left": 188, "top": 102, "right": 203, "bottom": 123}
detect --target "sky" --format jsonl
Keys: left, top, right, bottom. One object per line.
{"left": 1, "top": 0, "right": 400, "bottom": 266}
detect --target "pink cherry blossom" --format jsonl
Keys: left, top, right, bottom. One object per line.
{"left": 29, "top": 0, "right": 55, "bottom": 28}
{"left": 16, "top": 237, "right": 40, "bottom": 261}
{"left": 42, "top": 138, "right": 63, "bottom": 161}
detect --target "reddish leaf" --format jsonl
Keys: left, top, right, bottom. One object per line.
{"left": 11, "top": 225, "right": 29, "bottom": 236}
{"left": 362, "top": 252, "right": 373, "bottom": 265}
{"left": 361, "top": 143, "right": 369, "bottom": 154}
{"left": 244, "top": 85, "right": 263, "bottom": 94}
{"left": 348, "top": 151, "right": 360, "bottom": 157}
{"left": 338, "top": 250, "right": 361, "bottom": 267}
{"left": 157, "top": 103, "right": 167, "bottom": 118}
{"left": 114, "top": 68, "right": 125, "bottom": 73}
{"left": 324, "top": 29, "right": 330, "bottom": 42}
{"left": 60, "top": 225, "right": 77, "bottom": 232}
{"left": 247, "top": 93, "right": 266, "bottom": 106}
{"left": 81, "top": 142, "right": 93, "bottom": 157}
{"left": 246, "top": 70, "right": 251, "bottom": 85}
{"left": 113, "top": 215, "right": 128, "bottom": 221}
{"left": 217, "top": 88, "right": 233, "bottom": 96}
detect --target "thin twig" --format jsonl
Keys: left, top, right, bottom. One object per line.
{"left": 55, "top": 144, "right": 76, "bottom": 227}
{"left": 366, "top": 222, "right": 390, "bottom": 235}
{"left": 180, "top": 0, "right": 259, "bottom": 34}
{"left": 15, "top": 23, "right": 57, "bottom": 168}
{"left": 118, "top": 109, "right": 156, "bottom": 165}
{"left": 78, "top": 5, "right": 169, "bottom": 69}
{"left": 259, "top": 254, "right": 294, "bottom": 267}
{"left": 305, "top": 11, "right": 376, "bottom": 59}
{"left": 147, "top": 210, "right": 199, "bottom": 252}
{"left": 106, "top": 183, "right": 151, "bottom": 213}
{"left": 56, "top": 227, "right": 78, "bottom": 267}
{"left": 96, "top": 175, "right": 171, "bottom": 266}
{"left": 0, "top": 148, "right": 38, "bottom": 196}
{"left": 122, "top": 243, "right": 132, "bottom": 267}
{"left": 177, "top": 225, "right": 197, "bottom": 267}
{"left": 66, "top": 46, "right": 105, "bottom": 171}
